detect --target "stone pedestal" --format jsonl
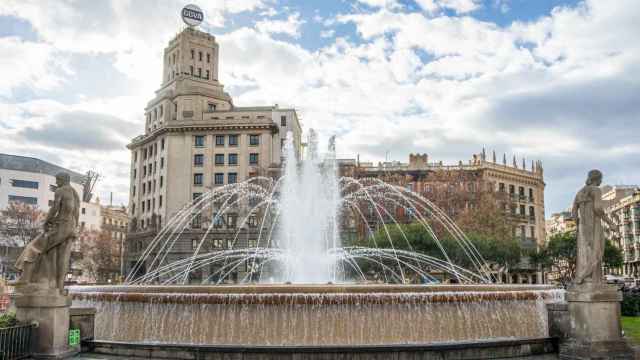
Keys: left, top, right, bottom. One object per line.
{"left": 15, "top": 290, "right": 79, "bottom": 359}
{"left": 559, "top": 284, "right": 633, "bottom": 360}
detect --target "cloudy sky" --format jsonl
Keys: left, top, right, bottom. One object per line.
{"left": 0, "top": 0, "right": 638, "bottom": 215}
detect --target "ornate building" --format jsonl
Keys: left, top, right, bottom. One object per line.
{"left": 605, "top": 188, "right": 640, "bottom": 277}
{"left": 545, "top": 211, "right": 576, "bottom": 240}
{"left": 340, "top": 150, "right": 546, "bottom": 284}
{"left": 125, "top": 27, "right": 302, "bottom": 280}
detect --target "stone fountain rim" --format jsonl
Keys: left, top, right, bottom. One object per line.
{"left": 69, "top": 283, "right": 558, "bottom": 294}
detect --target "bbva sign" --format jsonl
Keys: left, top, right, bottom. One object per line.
{"left": 182, "top": 4, "right": 203, "bottom": 27}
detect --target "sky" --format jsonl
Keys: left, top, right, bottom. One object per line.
{"left": 0, "top": 0, "right": 638, "bottom": 216}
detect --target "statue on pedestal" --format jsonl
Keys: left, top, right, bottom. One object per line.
{"left": 13, "top": 172, "right": 80, "bottom": 295}
{"left": 559, "top": 169, "right": 633, "bottom": 359}
{"left": 571, "top": 169, "right": 616, "bottom": 287}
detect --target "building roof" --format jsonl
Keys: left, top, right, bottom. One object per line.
{"left": 0, "top": 153, "right": 86, "bottom": 184}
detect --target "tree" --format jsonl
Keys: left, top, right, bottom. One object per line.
{"left": 455, "top": 192, "right": 513, "bottom": 244}
{"left": 0, "top": 202, "right": 45, "bottom": 247}
{"left": 356, "top": 221, "right": 521, "bottom": 280}
{"left": 76, "top": 229, "right": 120, "bottom": 283}
{"left": 533, "top": 231, "right": 623, "bottom": 287}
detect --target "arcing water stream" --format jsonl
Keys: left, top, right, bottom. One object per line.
{"left": 126, "top": 131, "right": 491, "bottom": 285}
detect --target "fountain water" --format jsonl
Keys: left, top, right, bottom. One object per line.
{"left": 70, "top": 130, "right": 564, "bottom": 352}
{"left": 124, "top": 130, "right": 491, "bottom": 285}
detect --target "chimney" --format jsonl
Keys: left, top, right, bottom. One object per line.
{"left": 409, "top": 153, "right": 428, "bottom": 169}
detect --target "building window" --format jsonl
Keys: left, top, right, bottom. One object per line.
{"left": 280, "top": 115, "right": 286, "bottom": 126}
{"left": 198, "top": 67, "right": 201, "bottom": 77}
{"left": 207, "top": 103, "right": 216, "bottom": 112}
{"left": 194, "top": 154, "right": 204, "bottom": 166}
{"left": 228, "top": 173, "right": 237, "bottom": 184}
{"left": 215, "top": 135, "right": 224, "bottom": 146}
{"left": 509, "top": 184, "right": 515, "bottom": 194}
{"left": 249, "top": 134, "right": 260, "bottom": 146}
{"left": 215, "top": 154, "right": 224, "bottom": 165}
{"left": 529, "top": 188, "right": 534, "bottom": 201}
{"left": 228, "top": 154, "right": 238, "bottom": 166}
{"left": 11, "top": 179, "right": 39, "bottom": 189}
{"left": 206, "top": 53, "right": 210, "bottom": 63}
{"left": 198, "top": 51, "right": 202, "bottom": 61}
{"left": 10, "top": 195, "right": 38, "bottom": 205}
{"left": 194, "top": 173, "right": 203, "bottom": 185}
{"left": 193, "top": 192, "right": 202, "bottom": 200}
{"left": 205, "top": 70, "right": 209, "bottom": 79}
{"left": 498, "top": 182, "right": 505, "bottom": 192}
{"left": 519, "top": 204, "right": 525, "bottom": 216}
{"left": 214, "top": 173, "right": 224, "bottom": 185}
{"left": 190, "top": 65, "right": 193, "bottom": 75}
{"left": 142, "top": 183, "right": 146, "bottom": 194}
{"left": 249, "top": 153, "right": 259, "bottom": 165}
{"left": 529, "top": 206, "right": 535, "bottom": 219}
{"left": 160, "top": 176, "right": 163, "bottom": 188}
{"left": 133, "top": 169, "right": 137, "bottom": 179}
{"left": 194, "top": 135, "right": 205, "bottom": 147}
{"left": 191, "top": 49, "right": 194, "bottom": 59}
{"left": 227, "top": 213, "right": 237, "bottom": 228}
{"left": 132, "top": 185, "right": 136, "bottom": 196}
{"left": 133, "top": 151, "right": 138, "bottom": 162}
{"left": 161, "top": 138, "right": 165, "bottom": 150}
{"left": 229, "top": 134, "right": 238, "bottom": 146}
{"left": 159, "top": 105, "right": 163, "bottom": 117}
{"left": 248, "top": 215, "right": 258, "bottom": 228}
{"left": 159, "top": 195, "right": 163, "bottom": 207}
{"left": 160, "top": 157, "right": 164, "bottom": 169}
{"left": 192, "top": 239, "right": 198, "bottom": 250}
{"left": 213, "top": 216, "right": 224, "bottom": 228}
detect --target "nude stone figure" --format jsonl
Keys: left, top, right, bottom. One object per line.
{"left": 14, "top": 172, "right": 80, "bottom": 294}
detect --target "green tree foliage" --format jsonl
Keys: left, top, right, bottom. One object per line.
{"left": 356, "top": 222, "right": 521, "bottom": 276}
{"left": 533, "top": 231, "right": 623, "bottom": 286}
{"left": 0, "top": 311, "right": 17, "bottom": 328}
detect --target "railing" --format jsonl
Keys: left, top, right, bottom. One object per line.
{"left": 0, "top": 322, "right": 37, "bottom": 360}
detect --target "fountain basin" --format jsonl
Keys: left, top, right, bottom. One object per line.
{"left": 70, "top": 284, "right": 563, "bottom": 347}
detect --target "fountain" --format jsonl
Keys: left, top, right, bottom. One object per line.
{"left": 69, "top": 131, "right": 564, "bottom": 357}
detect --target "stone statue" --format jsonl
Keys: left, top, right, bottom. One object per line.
{"left": 571, "top": 170, "right": 616, "bottom": 286}
{"left": 14, "top": 172, "right": 80, "bottom": 294}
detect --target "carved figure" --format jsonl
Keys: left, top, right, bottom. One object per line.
{"left": 14, "top": 172, "right": 80, "bottom": 294}
{"left": 572, "top": 170, "right": 616, "bottom": 285}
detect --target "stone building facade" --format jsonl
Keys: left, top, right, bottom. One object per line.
{"left": 340, "top": 150, "right": 546, "bottom": 284}
{"left": 545, "top": 211, "right": 576, "bottom": 240}
{"left": 125, "top": 27, "right": 302, "bottom": 280}
{"left": 605, "top": 188, "right": 640, "bottom": 277}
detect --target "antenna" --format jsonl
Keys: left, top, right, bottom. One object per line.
{"left": 82, "top": 171, "right": 101, "bottom": 203}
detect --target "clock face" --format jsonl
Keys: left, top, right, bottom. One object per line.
{"left": 182, "top": 4, "right": 204, "bottom": 27}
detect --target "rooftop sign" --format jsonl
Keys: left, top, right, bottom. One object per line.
{"left": 181, "top": 4, "right": 203, "bottom": 27}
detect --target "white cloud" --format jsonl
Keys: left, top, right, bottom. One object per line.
{"left": 320, "top": 29, "right": 335, "bottom": 38}
{"left": 356, "top": 0, "right": 400, "bottom": 9}
{"left": 415, "top": 0, "right": 482, "bottom": 14}
{"left": 0, "top": 37, "right": 72, "bottom": 96}
{"left": 256, "top": 13, "right": 305, "bottom": 38}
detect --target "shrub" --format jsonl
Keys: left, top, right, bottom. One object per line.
{"left": 0, "top": 311, "right": 17, "bottom": 328}
{"left": 622, "top": 288, "right": 640, "bottom": 316}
